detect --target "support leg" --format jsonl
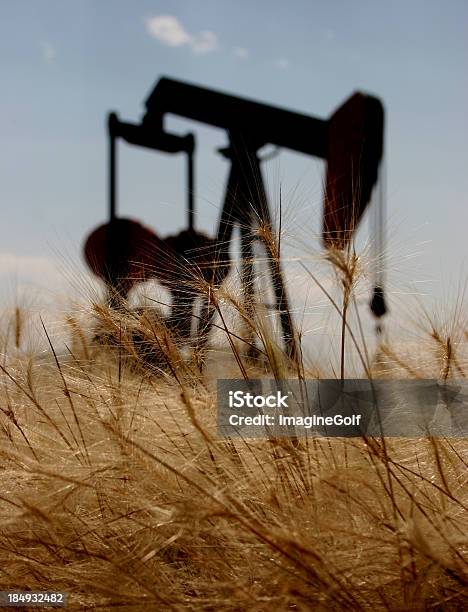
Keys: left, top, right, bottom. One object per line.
{"left": 244, "top": 152, "right": 298, "bottom": 362}
{"left": 168, "top": 286, "right": 196, "bottom": 341}
{"left": 194, "top": 165, "right": 237, "bottom": 362}
{"left": 239, "top": 223, "right": 258, "bottom": 358}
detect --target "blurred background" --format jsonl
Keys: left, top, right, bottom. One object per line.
{"left": 1, "top": 0, "right": 467, "bottom": 360}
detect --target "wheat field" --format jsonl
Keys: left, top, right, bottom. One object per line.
{"left": 0, "top": 246, "right": 467, "bottom": 611}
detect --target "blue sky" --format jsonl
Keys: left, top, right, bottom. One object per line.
{"left": 1, "top": 0, "right": 467, "bottom": 307}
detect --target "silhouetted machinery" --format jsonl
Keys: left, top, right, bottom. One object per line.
{"left": 84, "top": 77, "right": 387, "bottom": 359}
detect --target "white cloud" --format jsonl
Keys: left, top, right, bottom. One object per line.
{"left": 233, "top": 47, "right": 249, "bottom": 59}
{"left": 145, "top": 15, "right": 218, "bottom": 54}
{"left": 275, "top": 58, "right": 290, "bottom": 70}
{"left": 40, "top": 41, "right": 56, "bottom": 63}
{"left": 145, "top": 15, "right": 191, "bottom": 47}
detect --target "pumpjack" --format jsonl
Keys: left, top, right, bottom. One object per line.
{"left": 84, "top": 77, "right": 387, "bottom": 359}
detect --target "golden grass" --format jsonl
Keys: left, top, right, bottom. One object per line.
{"left": 0, "top": 243, "right": 467, "bottom": 610}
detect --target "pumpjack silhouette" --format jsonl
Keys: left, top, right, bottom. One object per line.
{"left": 84, "top": 77, "right": 387, "bottom": 360}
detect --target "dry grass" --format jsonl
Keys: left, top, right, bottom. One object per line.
{"left": 0, "top": 241, "right": 467, "bottom": 610}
